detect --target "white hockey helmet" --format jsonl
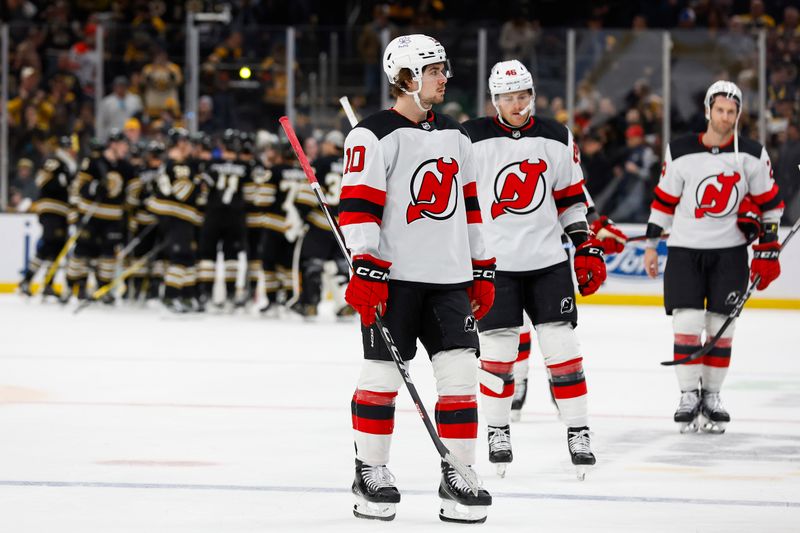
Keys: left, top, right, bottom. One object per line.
{"left": 704, "top": 80, "right": 742, "bottom": 120}
{"left": 383, "top": 34, "right": 452, "bottom": 111}
{"left": 489, "top": 60, "right": 535, "bottom": 125}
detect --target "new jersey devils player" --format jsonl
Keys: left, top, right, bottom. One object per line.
{"left": 643, "top": 80, "right": 784, "bottom": 434}
{"left": 342, "top": 34, "right": 494, "bottom": 523}
{"left": 463, "top": 60, "right": 604, "bottom": 481}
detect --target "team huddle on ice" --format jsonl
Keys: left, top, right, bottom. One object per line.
{"left": 20, "top": 33, "right": 786, "bottom": 524}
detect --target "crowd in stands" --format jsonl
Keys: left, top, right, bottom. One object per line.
{"left": 4, "top": 0, "right": 799, "bottom": 223}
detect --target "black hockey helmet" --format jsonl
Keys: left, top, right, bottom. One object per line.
{"left": 239, "top": 130, "right": 255, "bottom": 154}
{"left": 58, "top": 134, "right": 79, "bottom": 152}
{"left": 168, "top": 127, "right": 190, "bottom": 146}
{"left": 107, "top": 128, "right": 127, "bottom": 144}
{"left": 88, "top": 137, "right": 105, "bottom": 154}
{"left": 222, "top": 128, "right": 241, "bottom": 152}
{"left": 145, "top": 140, "right": 166, "bottom": 157}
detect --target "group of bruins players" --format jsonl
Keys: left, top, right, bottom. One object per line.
{"left": 18, "top": 127, "right": 353, "bottom": 317}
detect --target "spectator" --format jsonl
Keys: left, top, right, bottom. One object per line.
{"left": 13, "top": 27, "right": 44, "bottom": 74}
{"left": 197, "top": 95, "right": 220, "bottom": 134}
{"left": 11, "top": 158, "right": 37, "bottom": 201}
{"left": 68, "top": 22, "right": 99, "bottom": 98}
{"left": 733, "top": 0, "right": 776, "bottom": 31}
{"left": 7, "top": 67, "right": 52, "bottom": 129}
{"left": 124, "top": 117, "right": 142, "bottom": 144}
{"left": 499, "top": 11, "right": 539, "bottom": 63}
{"left": 141, "top": 48, "right": 183, "bottom": 119}
{"left": 609, "top": 124, "right": 658, "bottom": 222}
{"left": 776, "top": 122, "right": 800, "bottom": 223}
{"left": 777, "top": 6, "right": 800, "bottom": 38}
{"left": 358, "top": 5, "right": 395, "bottom": 105}
{"left": 97, "top": 75, "right": 144, "bottom": 142}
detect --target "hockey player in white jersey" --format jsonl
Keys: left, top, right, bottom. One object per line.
{"left": 342, "top": 34, "right": 494, "bottom": 523}
{"left": 644, "top": 80, "right": 783, "bottom": 434}
{"left": 463, "top": 60, "right": 605, "bottom": 480}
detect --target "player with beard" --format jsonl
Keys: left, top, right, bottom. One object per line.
{"left": 643, "top": 81, "right": 784, "bottom": 434}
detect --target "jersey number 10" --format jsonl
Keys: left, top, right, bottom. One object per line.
{"left": 344, "top": 146, "right": 365, "bottom": 173}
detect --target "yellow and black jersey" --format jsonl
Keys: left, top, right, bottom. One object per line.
{"left": 126, "top": 164, "right": 161, "bottom": 231}
{"left": 295, "top": 154, "right": 342, "bottom": 231}
{"left": 74, "top": 155, "right": 136, "bottom": 221}
{"left": 242, "top": 160, "right": 274, "bottom": 229}
{"left": 33, "top": 153, "right": 75, "bottom": 218}
{"left": 146, "top": 159, "right": 203, "bottom": 226}
{"left": 205, "top": 157, "right": 251, "bottom": 211}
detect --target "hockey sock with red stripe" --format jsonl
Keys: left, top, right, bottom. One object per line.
{"left": 352, "top": 389, "right": 397, "bottom": 465}
{"left": 547, "top": 357, "right": 588, "bottom": 427}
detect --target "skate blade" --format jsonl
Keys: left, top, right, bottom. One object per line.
{"left": 353, "top": 496, "right": 396, "bottom": 521}
{"left": 439, "top": 499, "right": 487, "bottom": 524}
{"left": 699, "top": 416, "right": 727, "bottom": 434}
{"left": 510, "top": 410, "right": 521, "bottom": 423}
{"left": 495, "top": 464, "right": 507, "bottom": 478}
{"left": 678, "top": 420, "right": 699, "bottom": 434}
{"left": 575, "top": 464, "right": 593, "bottom": 481}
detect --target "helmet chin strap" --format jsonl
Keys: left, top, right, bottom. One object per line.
{"left": 493, "top": 96, "right": 533, "bottom": 128}
{"left": 402, "top": 77, "right": 432, "bottom": 113}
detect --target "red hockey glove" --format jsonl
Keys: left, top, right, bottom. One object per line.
{"left": 467, "top": 258, "right": 496, "bottom": 321}
{"left": 346, "top": 254, "right": 391, "bottom": 327}
{"left": 574, "top": 239, "right": 606, "bottom": 296}
{"left": 737, "top": 196, "right": 762, "bottom": 245}
{"left": 750, "top": 242, "right": 780, "bottom": 290}
{"left": 590, "top": 216, "right": 628, "bottom": 255}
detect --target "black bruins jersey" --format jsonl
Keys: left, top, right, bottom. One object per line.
{"left": 242, "top": 159, "right": 273, "bottom": 228}
{"left": 204, "top": 158, "right": 251, "bottom": 211}
{"left": 33, "top": 153, "right": 76, "bottom": 217}
{"left": 296, "top": 154, "right": 342, "bottom": 231}
{"left": 126, "top": 163, "right": 161, "bottom": 230}
{"left": 147, "top": 159, "right": 203, "bottom": 225}
{"left": 73, "top": 155, "right": 136, "bottom": 221}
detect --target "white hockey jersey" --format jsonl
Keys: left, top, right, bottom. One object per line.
{"left": 462, "top": 116, "right": 588, "bottom": 272}
{"left": 648, "top": 133, "right": 784, "bottom": 249}
{"left": 340, "top": 109, "right": 487, "bottom": 287}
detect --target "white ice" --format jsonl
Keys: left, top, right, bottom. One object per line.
{"left": 0, "top": 295, "right": 798, "bottom": 532}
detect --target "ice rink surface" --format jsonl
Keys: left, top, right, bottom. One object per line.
{"left": 1, "top": 295, "right": 798, "bottom": 532}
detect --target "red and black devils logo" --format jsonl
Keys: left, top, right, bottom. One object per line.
{"left": 490, "top": 159, "right": 547, "bottom": 219}
{"left": 694, "top": 172, "right": 740, "bottom": 218}
{"left": 406, "top": 158, "right": 459, "bottom": 223}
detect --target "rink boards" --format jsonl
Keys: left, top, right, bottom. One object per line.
{"left": 1, "top": 214, "right": 798, "bottom": 308}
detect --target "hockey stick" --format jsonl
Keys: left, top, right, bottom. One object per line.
{"left": 40, "top": 202, "right": 100, "bottom": 293}
{"left": 339, "top": 98, "right": 505, "bottom": 396}
{"left": 279, "top": 116, "right": 481, "bottom": 494}
{"left": 73, "top": 241, "right": 168, "bottom": 314}
{"left": 662, "top": 216, "right": 800, "bottom": 366}
{"left": 339, "top": 96, "right": 360, "bottom": 128}
{"left": 116, "top": 222, "right": 158, "bottom": 262}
